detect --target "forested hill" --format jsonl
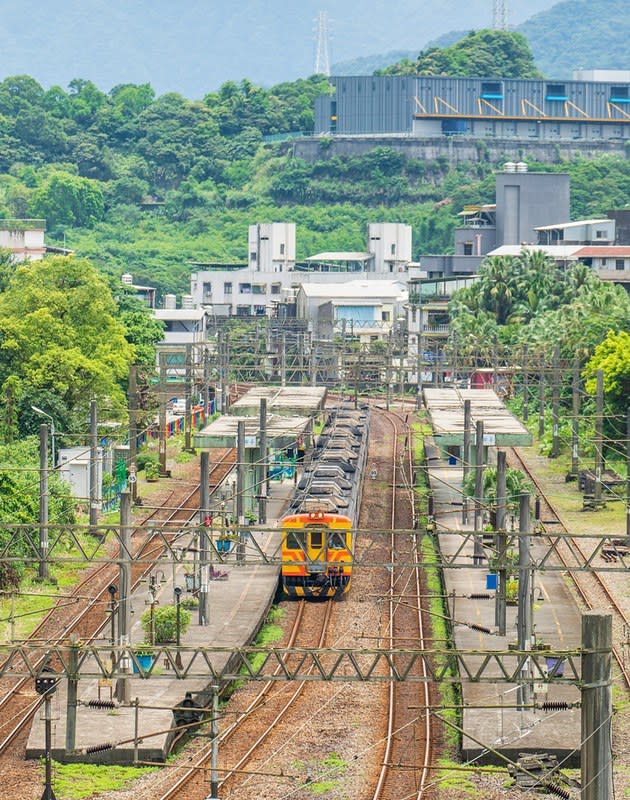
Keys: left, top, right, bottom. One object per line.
{"left": 0, "top": 0, "right": 554, "bottom": 95}
{"left": 336, "top": 0, "right": 630, "bottom": 78}
{"left": 519, "top": 0, "right": 630, "bottom": 78}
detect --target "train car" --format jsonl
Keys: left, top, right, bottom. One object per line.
{"left": 280, "top": 405, "right": 369, "bottom": 599}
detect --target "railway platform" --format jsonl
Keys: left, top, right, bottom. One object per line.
{"left": 426, "top": 445, "right": 583, "bottom": 766}
{"left": 25, "top": 478, "right": 295, "bottom": 765}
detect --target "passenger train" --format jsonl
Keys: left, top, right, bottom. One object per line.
{"left": 280, "top": 405, "right": 369, "bottom": 599}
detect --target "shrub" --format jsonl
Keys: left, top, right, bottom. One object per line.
{"left": 141, "top": 604, "right": 191, "bottom": 643}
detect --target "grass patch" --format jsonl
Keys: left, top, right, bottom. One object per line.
{"left": 298, "top": 752, "right": 349, "bottom": 795}
{"left": 50, "top": 762, "right": 157, "bottom": 799}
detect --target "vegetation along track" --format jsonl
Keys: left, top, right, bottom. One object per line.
{"left": 0, "top": 448, "right": 236, "bottom": 759}
{"left": 156, "top": 600, "right": 333, "bottom": 800}
{"left": 371, "top": 408, "right": 432, "bottom": 800}
{"left": 509, "top": 446, "right": 630, "bottom": 688}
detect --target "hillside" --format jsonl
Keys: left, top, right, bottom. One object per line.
{"left": 335, "top": 0, "right": 630, "bottom": 79}
{"left": 0, "top": 0, "right": 554, "bottom": 96}
{"left": 519, "top": 0, "right": 630, "bottom": 77}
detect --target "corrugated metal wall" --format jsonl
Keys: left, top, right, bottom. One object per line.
{"left": 314, "top": 76, "right": 630, "bottom": 134}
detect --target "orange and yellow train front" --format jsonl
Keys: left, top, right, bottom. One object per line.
{"left": 280, "top": 510, "right": 353, "bottom": 598}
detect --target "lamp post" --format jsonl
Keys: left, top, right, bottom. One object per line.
{"left": 31, "top": 406, "right": 56, "bottom": 467}
{"left": 35, "top": 663, "right": 59, "bottom": 800}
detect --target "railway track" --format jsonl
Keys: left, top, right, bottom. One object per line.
{"left": 157, "top": 600, "right": 333, "bottom": 800}
{"left": 371, "top": 410, "right": 432, "bottom": 800}
{"left": 509, "top": 446, "right": 630, "bottom": 688}
{"left": 0, "top": 448, "right": 236, "bottom": 758}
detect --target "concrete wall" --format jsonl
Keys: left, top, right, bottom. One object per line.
{"left": 293, "top": 136, "right": 629, "bottom": 165}
{"left": 496, "top": 172, "right": 570, "bottom": 246}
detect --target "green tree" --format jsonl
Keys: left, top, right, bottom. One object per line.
{"left": 31, "top": 171, "right": 104, "bottom": 229}
{"left": 0, "top": 256, "right": 135, "bottom": 433}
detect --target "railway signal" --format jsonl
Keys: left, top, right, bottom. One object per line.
{"left": 35, "top": 663, "right": 59, "bottom": 800}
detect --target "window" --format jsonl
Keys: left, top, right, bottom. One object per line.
{"left": 382, "top": 310, "right": 390, "bottom": 322}
{"left": 224, "top": 282, "right": 232, "bottom": 295}
{"left": 545, "top": 83, "right": 567, "bottom": 100}
{"left": 463, "top": 242, "right": 473, "bottom": 255}
{"left": 254, "top": 305, "right": 266, "bottom": 315}
{"left": 250, "top": 251, "right": 257, "bottom": 261}
{"left": 202, "top": 281, "right": 212, "bottom": 297}
{"left": 239, "top": 283, "right": 251, "bottom": 294}
{"left": 611, "top": 86, "right": 630, "bottom": 102}
{"left": 280, "top": 243, "right": 285, "bottom": 255}
{"left": 616, "top": 259, "right": 625, "bottom": 270}
{"left": 390, "top": 243, "right": 396, "bottom": 255}
{"left": 252, "top": 284, "right": 267, "bottom": 295}
{"left": 329, "top": 531, "right": 347, "bottom": 550}
{"left": 286, "top": 530, "right": 305, "bottom": 550}
{"left": 481, "top": 81, "right": 503, "bottom": 99}
{"left": 601, "top": 258, "right": 607, "bottom": 266}
{"left": 596, "top": 230, "right": 606, "bottom": 239}
{"left": 271, "top": 283, "right": 281, "bottom": 295}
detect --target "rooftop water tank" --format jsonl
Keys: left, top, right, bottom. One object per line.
{"left": 504, "top": 162, "right": 516, "bottom": 173}
{"left": 516, "top": 162, "right": 528, "bottom": 173}
{"left": 181, "top": 294, "right": 194, "bottom": 309}
{"left": 164, "top": 294, "right": 177, "bottom": 309}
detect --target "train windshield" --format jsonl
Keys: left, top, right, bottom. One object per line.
{"left": 328, "top": 531, "right": 347, "bottom": 550}
{"left": 286, "top": 530, "right": 306, "bottom": 550}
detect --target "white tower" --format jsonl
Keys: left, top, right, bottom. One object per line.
{"left": 314, "top": 11, "right": 331, "bottom": 76}
{"left": 492, "top": 0, "right": 508, "bottom": 30}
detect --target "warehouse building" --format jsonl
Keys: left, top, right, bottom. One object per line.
{"left": 315, "top": 75, "right": 630, "bottom": 141}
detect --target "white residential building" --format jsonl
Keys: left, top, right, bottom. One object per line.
{"left": 0, "top": 219, "right": 46, "bottom": 261}
{"left": 297, "top": 279, "right": 408, "bottom": 343}
{"left": 189, "top": 222, "right": 413, "bottom": 317}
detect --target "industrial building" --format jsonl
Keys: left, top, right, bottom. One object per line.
{"left": 315, "top": 75, "right": 630, "bottom": 141}
{"left": 421, "top": 164, "right": 570, "bottom": 277}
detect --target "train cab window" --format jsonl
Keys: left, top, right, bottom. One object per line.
{"left": 309, "top": 528, "right": 324, "bottom": 549}
{"left": 329, "top": 531, "right": 347, "bottom": 550}
{"left": 286, "top": 530, "right": 306, "bottom": 550}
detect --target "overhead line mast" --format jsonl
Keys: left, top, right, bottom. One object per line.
{"left": 492, "top": 0, "right": 508, "bottom": 30}
{"left": 314, "top": 11, "right": 331, "bottom": 76}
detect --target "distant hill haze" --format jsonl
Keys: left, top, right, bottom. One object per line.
{"left": 334, "top": 0, "right": 630, "bottom": 78}
{"left": 0, "top": 0, "right": 555, "bottom": 96}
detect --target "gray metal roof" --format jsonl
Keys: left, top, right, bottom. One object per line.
{"left": 423, "top": 388, "right": 532, "bottom": 446}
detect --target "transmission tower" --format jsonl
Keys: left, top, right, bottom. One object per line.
{"left": 314, "top": 11, "right": 331, "bottom": 76}
{"left": 492, "top": 0, "right": 508, "bottom": 30}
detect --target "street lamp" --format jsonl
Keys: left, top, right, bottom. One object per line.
{"left": 31, "top": 406, "right": 56, "bottom": 467}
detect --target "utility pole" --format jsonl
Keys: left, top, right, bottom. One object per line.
{"left": 65, "top": 634, "right": 80, "bottom": 753}
{"left": 89, "top": 399, "right": 99, "bottom": 537}
{"left": 473, "top": 420, "right": 485, "bottom": 566}
{"left": 495, "top": 450, "right": 507, "bottom": 636}
{"left": 594, "top": 369, "right": 604, "bottom": 504}
{"left": 203, "top": 346, "right": 210, "bottom": 422}
{"left": 184, "top": 343, "right": 193, "bottom": 452}
{"left": 462, "top": 399, "right": 471, "bottom": 525}
{"left": 128, "top": 366, "right": 138, "bottom": 503}
{"left": 538, "top": 358, "right": 545, "bottom": 441}
{"left": 627, "top": 407, "right": 630, "bottom": 538}
{"left": 115, "top": 492, "right": 132, "bottom": 704}
{"left": 550, "top": 345, "right": 560, "bottom": 458}
{"left": 581, "top": 612, "right": 613, "bottom": 800}
{"left": 209, "top": 685, "right": 220, "bottom": 799}
{"left": 199, "top": 452, "right": 209, "bottom": 627}
{"left": 386, "top": 332, "right": 392, "bottom": 411}
{"left": 236, "top": 420, "right": 245, "bottom": 564}
{"left": 258, "top": 399, "right": 268, "bottom": 525}
{"left": 280, "top": 332, "right": 287, "bottom": 387}
{"left": 516, "top": 493, "right": 531, "bottom": 707}
{"left": 158, "top": 352, "right": 167, "bottom": 476}
{"left": 416, "top": 333, "right": 423, "bottom": 410}
{"left": 38, "top": 423, "right": 49, "bottom": 581}
{"left": 571, "top": 359, "right": 580, "bottom": 479}
{"left": 522, "top": 345, "right": 529, "bottom": 424}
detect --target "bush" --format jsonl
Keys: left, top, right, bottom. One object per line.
{"left": 141, "top": 603, "right": 191, "bottom": 643}
{"left": 136, "top": 450, "right": 159, "bottom": 471}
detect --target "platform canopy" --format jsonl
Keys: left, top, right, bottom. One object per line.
{"left": 228, "top": 386, "right": 326, "bottom": 418}
{"left": 423, "top": 388, "right": 532, "bottom": 447}
{"left": 194, "top": 414, "right": 311, "bottom": 450}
